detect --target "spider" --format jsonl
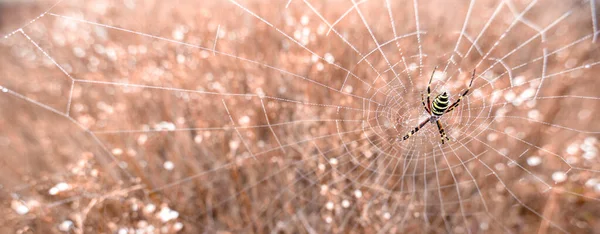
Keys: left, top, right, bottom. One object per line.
{"left": 398, "top": 67, "right": 475, "bottom": 144}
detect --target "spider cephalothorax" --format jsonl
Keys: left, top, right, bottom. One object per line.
{"left": 399, "top": 67, "right": 475, "bottom": 144}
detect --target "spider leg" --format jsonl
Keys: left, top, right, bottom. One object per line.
{"left": 426, "top": 66, "right": 437, "bottom": 111}
{"left": 421, "top": 92, "right": 431, "bottom": 114}
{"left": 399, "top": 118, "right": 431, "bottom": 142}
{"left": 445, "top": 69, "right": 476, "bottom": 114}
{"left": 445, "top": 98, "right": 461, "bottom": 114}
{"left": 435, "top": 120, "right": 450, "bottom": 144}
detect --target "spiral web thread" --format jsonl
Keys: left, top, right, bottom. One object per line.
{"left": 1, "top": 0, "right": 600, "bottom": 233}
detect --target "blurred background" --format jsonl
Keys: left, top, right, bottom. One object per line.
{"left": 1, "top": 0, "right": 600, "bottom": 233}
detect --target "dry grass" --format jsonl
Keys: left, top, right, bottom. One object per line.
{"left": 1, "top": 0, "right": 600, "bottom": 233}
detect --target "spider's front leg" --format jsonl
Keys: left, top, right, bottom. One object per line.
{"left": 421, "top": 92, "right": 431, "bottom": 114}
{"left": 445, "top": 69, "right": 476, "bottom": 114}
{"left": 426, "top": 66, "right": 437, "bottom": 112}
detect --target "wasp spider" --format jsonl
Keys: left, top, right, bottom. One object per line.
{"left": 399, "top": 67, "right": 475, "bottom": 144}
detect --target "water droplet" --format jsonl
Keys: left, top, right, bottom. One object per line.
{"left": 324, "top": 53, "right": 335, "bottom": 64}
{"left": 55, "top": 182, "right": 70, "bottom": 191}
{"left": 176, "top": 54, "right": 186, "bottom": 64}
{"left": 320, "top": 185, "right": 328, "bottom": 193}
{"left": 325, "top": 201, "right": 334, "bottom": 210}
{"left": 144, "top": 204, "right": 156, "bottom": 214}
{"left": 59, "top": 220, "right": 74, "bottom": 232}
{"left": 300, "top": 15, "right": 310, "bottom": 25}
{"left": 163, "top": 161, "right": 174, "bottom": 171}
{"left": 584, "top": 137, "right": 598, "bottom": 145}
{"left": 11, "top": 200, "right": 29, "bottom": 215}
{"left": 583, "top": 151, "right": 597, "bottom": 160}
{"left": 238, "top": 116, "right": 251, "bottom": 126}
{"left": 566, "top": 143, "right": 579, "bottom": 155}
{"left": 487, "top": 133, "right": 498, "bottom": 142}
{"left": 112, "top": 148, "right": 123, "bottom": 155}
{"left": 585, "top": 178, "right": 599, "bottom": 187}
{"left": 194, "top": 135, "right": 203, "bottom": 144}
{"left": 329, "top": 158, "right": 338, "bottom": 165}
{"left": 49, "top": 187, "right": 59, "bottom": 195}
{"left": 154, "top": 121, "right": 176, "bottom": 131}
{"left": 316, "top": 62, "right": 324, "bottom": 71}
{"left": 552, "top": 171, "right": 567, "bottom": 183}
{"left": 174, "top": 222, "right": 184, "bottom": 231}
{"left": 527, "top": 156, "right": 541, "bottom": 166}
{"left": 354, "top": 189, "right": 363, "bottom": 198}
{"left": 595, "top": 184, "right": 600, "bottom": 193}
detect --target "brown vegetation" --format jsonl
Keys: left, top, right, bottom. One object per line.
{"left": 1, "top": 0, "right": 600, "bottom": 233}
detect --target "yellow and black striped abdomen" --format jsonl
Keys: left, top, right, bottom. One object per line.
{"left": 431, "top": 92, "right": 449, "bottom": 116}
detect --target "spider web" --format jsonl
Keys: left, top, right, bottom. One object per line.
{"left": 1, "top": 0, "right": 600, "bottom": 233}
